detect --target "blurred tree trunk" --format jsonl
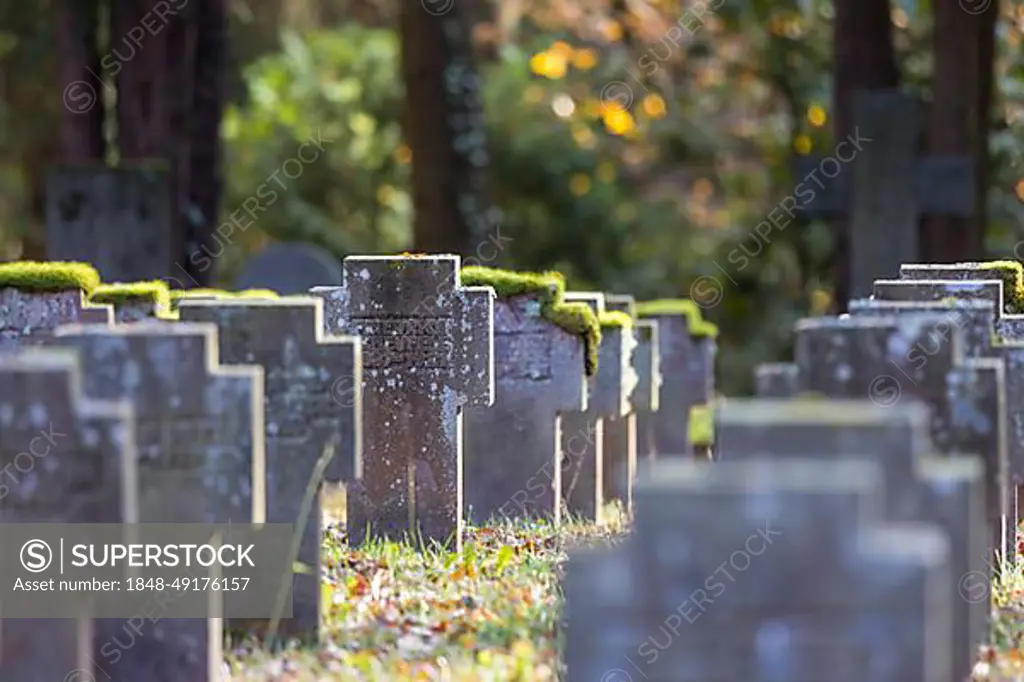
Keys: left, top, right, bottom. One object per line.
{"left": 400, "top": 4, "right": 496, "bottom": 254}
{"left": 114, "top": 0, "right": 200, "bottom": 283}
{"left": 831, "top": 0, "right": 900, "bottom": 312}
{"left": 924, "top": 0, "right": 996, "bottom": 262}
{"left": 55, "top": 0, "right": 105, "bottom": 161}
{"left": 184, "top": 0, "right": 225, "bottom": 286}
{"left": 45, "top": 0, "right": 105, "bottom": 260}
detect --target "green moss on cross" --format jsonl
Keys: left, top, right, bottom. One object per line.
{"left": 0, "top": 261, "right": 101, "bottom": 294}
{"left": 598, "top": 310, "right": 633, "bottom": 329}
{"left": 687, "top": 404, "right": 714, "bottom": 446}
{"left": 976, "top": 261, "right": 1024, "bottom": 313}
{"left": 90, "top": 280, "right": 173, "bottom": 317}
{"left": 635, "top": 298, "right": 718, "bottom": 338}
{"left": 460, "top": 266, "right": 601, "bottom": 376}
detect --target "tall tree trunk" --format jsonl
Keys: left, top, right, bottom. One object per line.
{"left": 400, "top": 3, "right": 496, "bottom": 254}
{"left": 974, "top": 4, "right": 998, "bottom": 257}
{"left": 114, "top": 0, "right": 198, "bottom": 282}
{"left": 832, "top": 0, "right": 900, "bottom": 311}
{"left": 45, "top": 0, "right": 106, "bottom": 261}
{"left": 55, "top": 0, "right": 105, "bottom": 161}
{"left": 186, "top": 0, "right": 226, "bottom": 286}
{"left": 925, "top": 0, "right": 994, "bottom": 262}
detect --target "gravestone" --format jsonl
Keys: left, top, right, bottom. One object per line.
{"left": 178, "top": 297, "right": 361, "bottom": 641}
{"left": 635, "top": 302, "right": 717, "bottom": 459}
{"left": 715, "top": 399, "right": 987, "bottom": 680}
{"left": 866, "top": 279, "right": 1024, "bottom": 523}
{"left": 234, "top": 243, "right": 342, "bottom": 295}
{"left": 0, "top": 349, "right": 138, "bottom": 682}
{"left": 794, "top": 89, "right": 973, "bottom": 299}
{"left": 560, "top": 293, "right": 632, "bottom": 522}
{"left": 49, "top": 322, "right": 265, "bottom": 682}
{"left": 462, "top": 286, "right": 588, "bottom": 524}
{"left": 46, "top": 165, "right": 174, "bottom": 282}
{"left": 90, "top": 283, "right": 174, "bottom": 324}
{"left": 873, "top": 278, "right": 1003, "bottom": 311}
{"left": 0, "top": 280, "right": 113, "bottom": 351}
{"left": 566, "top": 458, "right": 953, "bottom": 682}
{"left": 793, "top": 315, "right": 1010, "bottom": 562}
{"left": 899, "top": 262, "right": 1019, "bottom": 313}
{"left": 848, "top": 296, "right": 1024, "bottom": 520}
{"left": 311, "top": 255, "right": 494, "bottom": 549}
{"left": 602, "top": 295, "right": 655, "bottom": 511}
{"left": 753, "top": 362, "right": 799, "bottom": 397}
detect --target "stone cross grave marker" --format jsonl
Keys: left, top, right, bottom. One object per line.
{"left": 462, "top": 286, "right": 587, "bottom": 525}
{"left": 620, "top": 458, "right": 951, "bottom": 682}
{"left": 793, "top": 314, "right": 1011, "bottom": 562}
{"left": 49, "top": 322, "right": 265, "bottom": 682}
{"left": 89, "top": 283, "right": 174, "bottom": 324}
{"left": 794, "top": 89, "right": 973, "bottom": 299}
{"left": 46, "top": 165, "right": 174, "bottom": 282}
{"left": 560, "top": 292, "right": 632, "bottom": 522}
{"left": 0, "top": 349, "right": 138, "bottom": 682}
{"left": 866, "top": 279, "right": 1024, "bottom": 524}
{"left": 715, "top": 398, "right": 987, "bottom": 680}
{"left": 563, "top": 541, "right": 645, "bottom": 682}
{"left": 895, "top": 262, "right": 1024, "bottom": 338}
{"left": 602, "top": 294, "right": 657, "bottom": 512}
{"left": 873, "top": 278, "right": 1003, "bottom": 312}
{"left": 848, "top": 296, "right": 1024, "bottom": 523}
{"left": 311, "top": 255, "right": 493, "bottom": 549}
{"left": 233, "top": 242, "right": 342, "bottom": 295}
{"left": 178, "top": 297, "right": 361, "bottom": 641}
{"left": 635, "top": 302, "right": 716, "bottom": 459}
{"left": 753, "top": 362, "right": 799, "bottom": 397}
{"left": 0, "top": 286, "right": 112, "bottom": 351}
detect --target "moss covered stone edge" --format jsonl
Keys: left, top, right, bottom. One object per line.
{"left": 635, "top": 298, "right": 718, "bottom": 338}
{"left": 0, "top": 261, "right": 101, "bottom": 294}
{"left": 460, "top": 265, "right": 601, "bottom": 376}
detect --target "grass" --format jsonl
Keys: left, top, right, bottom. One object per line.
{"left": 224, "top": 507, "right": 1024, "bottom": 681}
{"left": 225, "top": 504, "right": 626, "bottom": 681}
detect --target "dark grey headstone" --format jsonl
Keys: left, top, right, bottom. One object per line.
{"left": 629, "top": 459, "right": 951, "bottom": 682}
{"left": 0, "top": 289, "right": 112, "bottom": 350}
{"left": 793, "top": 315, "right": 1010, "bottom": 562}
{"left": 794, "top": 90, "right": 973, "bottom": 298}
{"left": 311, "top": 255, "right": 494, "bottom": 549}
{"left": 178, "top": 297, "right": 361, "bottom": 641}
{"left": 46, "top": 165, "right": 174, "bottom": 281}
{"left": 463, "top": 291, "right": 587, "bottom": 524}
{"left": 715, "top": 399, "right": 986, "bottom": 679}
{"left": 234, "top": 243, "right": 342, "bottom": 295}
{"left": 48, "top": 322, "right": 265, "bottom": 681}
{"left": 561, "top": 293, "right": 632, "bottom": 522}
{"left": 754, "top": 362, "right": 799, "bottom": 397}
{"left": 636, "top": 306, "right": 716, "bottom": 458}
{"left": 0, "top": 349, "right": 137, "bottom": 682}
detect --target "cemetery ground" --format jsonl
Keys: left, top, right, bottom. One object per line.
{"left": 225, "top": 494, "right": 1024, "bottom": 682}
{"left": 225, "top": 498, "right": 626, "bottom": 681}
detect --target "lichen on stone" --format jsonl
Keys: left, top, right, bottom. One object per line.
{"left": 976, "top": 261, "right": 1024, "bottom": 313}
{"left": 0, "top": 261, "right": 101, "bottom": 294}
{"left": 635, "top": 298, "right": 718, "bottom": 338}
{"left": 459, "top": 266, "right": 601, "bottom": 376}
{"left": 598, "top": 310, "right": 633, "bottom": 329}
{"left": 90, "top": 280, "right": 173, "bottom": 317}
{"left": 687, "top": 403, "right": 714, "bottom": 446}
